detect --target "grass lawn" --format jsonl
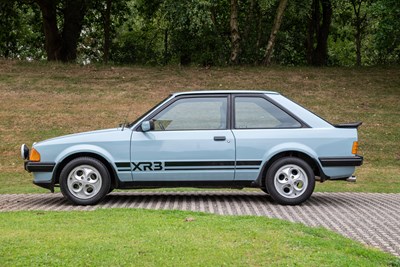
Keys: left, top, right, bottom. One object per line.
{"left": 0, "top": 60, "right": 399, "bottom": 193}
{"left": 0, "top": 209, "right": 398, "bottom": 266}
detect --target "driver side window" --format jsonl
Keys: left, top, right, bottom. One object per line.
{"left": 152, "top": 97, "right": 228, "bottom": 131}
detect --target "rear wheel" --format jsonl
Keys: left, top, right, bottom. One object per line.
{"left": 265, "top": 157, "right": 315, "bottom": 205}
{"left": 60, "top": 157, "right": 111, "bottom": 205}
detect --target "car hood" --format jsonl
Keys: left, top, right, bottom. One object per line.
{"left": 35, "top": 128, "right": 122, "bottom": 145}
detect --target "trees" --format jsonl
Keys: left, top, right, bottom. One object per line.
{"left": 372, "top": 0, "right": 400, "bottom": 64}
{"left": 0, "top": 0, "right": 398, "bottom": 66}
{"left": 103, "top": 0, "right": 112, "bottom": 63}
{"left": 306, "top": 0, "right": 333, "bottom": 66}
{"left": 0, "top": 1, "right": 43, "bottom": 59}
{"left": 262, "top": 0, "right": 288, "bottom": 65}
{"left": 229, "top": 0, "right": 241, "bottom": 64}
{"left": 0, "top": 1, "right": 22, "bottom": 58}
{"left": 35, "top": 0, "right": 87, "bottom": 62}
{"left": 350, "top": 0, "right": 370, "bottom": 66}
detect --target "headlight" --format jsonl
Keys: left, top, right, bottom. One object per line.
{"left": 21, "top": 144, "right": 29, "bottom": 160}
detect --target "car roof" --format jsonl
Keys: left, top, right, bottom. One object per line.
{"left": 172, "top": 90, "right": 280, "bottom": 96}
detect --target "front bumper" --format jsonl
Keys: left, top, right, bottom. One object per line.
{"left": 319, "top": 156, "right": 363, "bottom": 167}
{"left": 24, "top": 161, "right": 56, "bottom": 192}
{"left": 24, "top": 161, "right": 56, "bottom": 172}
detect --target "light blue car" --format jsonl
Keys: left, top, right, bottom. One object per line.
{"left": 21, "top": 91, "right": 363, "bottom": 205}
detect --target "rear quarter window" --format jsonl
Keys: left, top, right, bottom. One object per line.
{"left": 235, "top": 97, "right": 301, "bottom": 129}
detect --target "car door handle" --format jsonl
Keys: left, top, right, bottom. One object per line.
{"left": 214, "top": 136, "right": 226, "bottom": 141}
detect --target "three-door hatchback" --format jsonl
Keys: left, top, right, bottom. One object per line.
{"left": 21, "top": 91, "right": 363, "bottom": 205}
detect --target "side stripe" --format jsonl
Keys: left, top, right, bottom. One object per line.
{"left": 116, "top": 162, "right": 130, "bottom": 168}
{"left": 165, "top": 161, "right": 234, "bottom": 167}
{"left": 116, "top": 160, "right": 262, "bottom": 171}
{"left": 164, "top": 168, "right": 235, "bottom": 171}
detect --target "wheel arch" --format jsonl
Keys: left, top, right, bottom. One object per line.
{"left": 52, "top": 152, "right": 119, "bottom": 189}
{"left": 257, "top": 150, "right": 325, "bottom": 188}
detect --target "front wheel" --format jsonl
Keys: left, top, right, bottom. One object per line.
{"left": 60, "top": 157, "right": 111, "bottom": 205}
{"left": 265, "top": 157, "right": 315, "bottom": 205}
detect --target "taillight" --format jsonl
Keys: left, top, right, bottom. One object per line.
{"left": 352, "top": 141, "right": 359, "bottom": 155}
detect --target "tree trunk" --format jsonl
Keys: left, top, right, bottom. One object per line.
{"left": 306, "top": 0, "right": 319, "bottom": 65}
{"left": 262, "top": 0, "right": 288, "bottom": 65}
{"left": 355, "top": 26, "right": 362, "bottom": 66}
{"left": 314, "top": 0, "right": 332, "bottom": 66}
{"left": 60, "top": 0, "right": 86, "bottom": 62}
{"left": 351, "top": 0, "right": 367, "bottom": 66}
{"left": 255, "top": 8, "right": 263, "bottom": 53}
{"left": 229, "top": 0, "right": 241, "bottom": 64}
{"left": 163, "top": 29, "right": 169, "bottom": 65}
{"left": 306, "top": 0, "right": 332, "bottom": 66}
{"left": 103, "top": 0, "right": 112, "bottom": 64}
{"left": 35, "top": 0, "right": 86, "bottom": 62}
{"left": 306, "top": 13, "right": 314, "bottom": 65}
{"left": 35, "top": 0, "right": 62, "bottom": 61}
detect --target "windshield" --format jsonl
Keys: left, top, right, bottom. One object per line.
{"left": 126, "top": 95, "right": 172, "bottom": 128}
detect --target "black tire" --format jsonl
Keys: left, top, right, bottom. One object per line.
{"left": 265, "top": 157, "right": 315, "bottom": 205}
{"left": 60, "top": 157, "right": 111, "bottom": 205}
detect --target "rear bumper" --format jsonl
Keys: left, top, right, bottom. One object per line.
{"left": 24, "top": 161, "right": 56, "bottom": 172}
{"left": 319, "top": 156, "right": 363, "bottom": 167}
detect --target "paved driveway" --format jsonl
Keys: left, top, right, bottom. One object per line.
{"left": 0, "top": 192, "right": 399, "bottom": 257}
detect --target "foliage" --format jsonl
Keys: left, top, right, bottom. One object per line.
{"left": 0, "top": 209, "right": 398, "bottom": 266}
{"left": 328, "top": 0, "right": 356, "bottom": 66}
{"left": 113, "top": 0, "right": 230, "bottom": 65}
{"left": 370, "top": 0, "right": 400, "bottom": 64}
{"left": 78, "top": 0, "right": 129, "bottom": 64}
{"left": 272, "top": 0, "right": 311, "bottom": 65}
{"left": 0, "top": 1, "right": 44, "bottom": 60}
{"left": 0, "top": 0, "right": 399, "bottom": 65}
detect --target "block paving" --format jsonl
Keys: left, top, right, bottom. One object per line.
{"left": 0, "top": 192, "right": 399, "bottom": 257}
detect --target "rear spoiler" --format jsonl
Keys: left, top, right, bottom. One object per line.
{"left": 334, "top": 122, "right": 362, "bottom": 128}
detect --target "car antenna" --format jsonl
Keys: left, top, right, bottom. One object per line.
{"left": 122, "top": 118, "right": 126, "bottom": 131}
{"left": 120, "top": 108, "right": 130, "bottom": 131}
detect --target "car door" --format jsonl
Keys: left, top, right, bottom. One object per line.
{"left": 130, "top": 95, "right": 235, "bottom": 183}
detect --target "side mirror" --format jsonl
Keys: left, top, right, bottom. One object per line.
{"left": 141, "top": 120, "right": 154, "bottom": 132}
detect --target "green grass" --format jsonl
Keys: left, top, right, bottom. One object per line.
{"left": 0, "top": 60, "right": 399, "bottom": 193}
{"left": 0, "top": 209, "right": 398, "bottom": 266}
{"left": 0, "top": 173, "right": 48, "bottom": 194}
